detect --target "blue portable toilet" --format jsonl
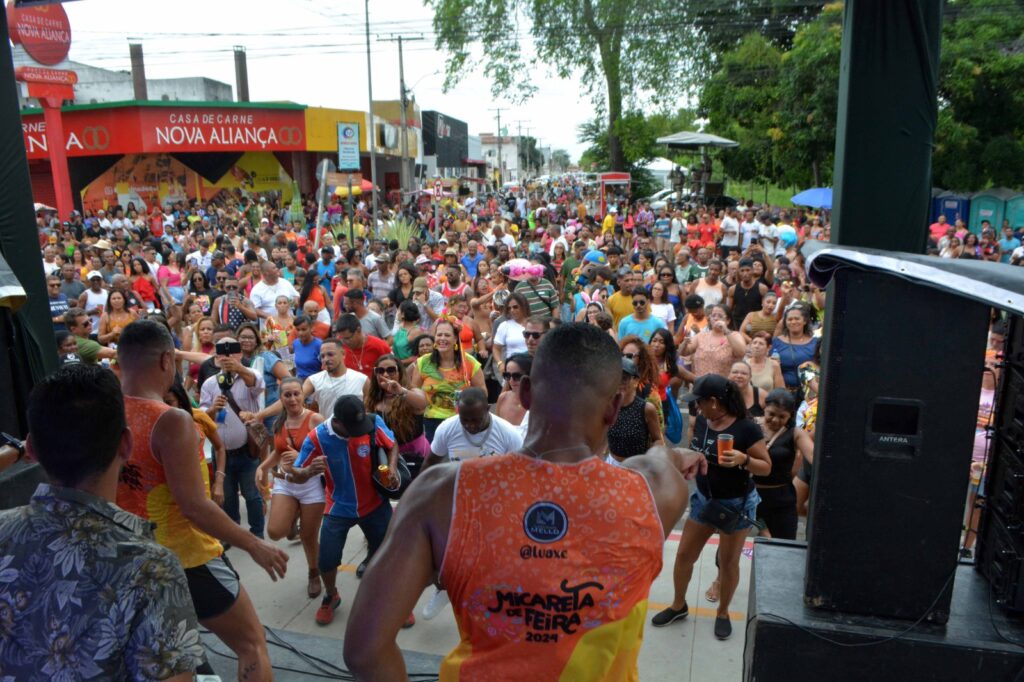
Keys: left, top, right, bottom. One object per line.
{"left": 932, "top": 191, "right": 970, "bottom": 227}
{"left": 1006, "top": 192, "right": 1024, "bottom": 232}
{"left": 969, "top": 188, "right": 1015, "bottom": 234}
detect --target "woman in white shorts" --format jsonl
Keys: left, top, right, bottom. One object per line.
{"left": 256, "top": 376, "right": 326, "bottom": 598}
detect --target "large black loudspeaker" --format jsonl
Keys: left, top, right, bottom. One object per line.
{"left": 977, "top": 315, "right": 1024, "bottom": 610}
{"left": 805, "top": 268, "right": 989, "bottom": 622}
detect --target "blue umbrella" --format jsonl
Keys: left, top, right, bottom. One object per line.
{"left": 791, "top": 187, "right": 832, "bottom": 209}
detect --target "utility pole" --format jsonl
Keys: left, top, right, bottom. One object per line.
{"left": 364, "top": 0, "right": 379, "bottom": 233}
{"left": 378, "top": 34, "right": 425, "bottom": 204}
{"left": 490, "top": 107, "right": 504, "bottom": 187}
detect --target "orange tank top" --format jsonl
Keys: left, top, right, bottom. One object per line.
{"left": 117, "top": 396, "right": 223, "bottom": 569}
{"left": 439, "top": 454, "right": 663, "bottom": 682}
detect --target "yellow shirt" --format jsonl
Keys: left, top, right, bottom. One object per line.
{"left": 607, "top": 292, "right": 634, "bottom": 332}
{"left": 602, "top": 213, "right": 616, "bottom": 235}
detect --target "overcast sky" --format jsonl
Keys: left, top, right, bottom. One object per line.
{"left": 60, "top": 0, "right": 597, "bottom": 160}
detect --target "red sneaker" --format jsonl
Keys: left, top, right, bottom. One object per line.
{"left": 402, "top": 612, "right": 415, "bottom": 629}
{"left": 315, "top": 591, "right": 341, "bottom": 626}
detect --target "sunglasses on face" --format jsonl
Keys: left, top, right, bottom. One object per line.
{"left": 503, "top": 372, "right": 524, "bottom": 382}
{"left": 632, "top": 300, "right": 647, "bottom": 307}
{"left": 522, "top": 331, "right": 543, "bottom": 340}
{"left": 375, "top": 366, "right": 399, "bottom": 376}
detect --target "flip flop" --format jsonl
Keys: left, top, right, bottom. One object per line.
{"left": 705, "top": 580, "right": 720, "bottom": 603}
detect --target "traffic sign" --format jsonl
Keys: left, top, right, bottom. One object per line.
{"left": 434, "top": 180, "right": 442, "bottom": 196}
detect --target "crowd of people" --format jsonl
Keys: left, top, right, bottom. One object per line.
{"left": 6, "top": 179, "right": 1001, "bottom": 679}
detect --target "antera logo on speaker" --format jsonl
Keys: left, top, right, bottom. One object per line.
{"left": 278, "top": 127, "right": 302, "bottom": 145}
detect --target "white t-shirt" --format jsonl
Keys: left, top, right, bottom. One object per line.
{"left": 651, "top": 302, "right": 677, "bottom": 328}
{"left": 761, "top": 223, "right": 779, "bottom": 252}
{"left": 740, "top": 220, "right": 760, "bottom": 249}
{"left": 719, "top": 216, "right": 740, "bottom": 247}
{"left": 249, "top": 278, "right": 299, "bottom": 318}
{"left": 670, "top": 217, "right": 684, "bottom": 243}
{"left": 307, "top": 369, "right": 367, "bottom": 418}
{"left": 431, "top": 413, "right": 524, "bottom": 460}
{"left": 494, "top": 318, "right": 527, "bottom": 355}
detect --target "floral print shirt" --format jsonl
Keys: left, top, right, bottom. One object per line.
{"left": 0, "top": 484, "right": 203, "bottom": 680}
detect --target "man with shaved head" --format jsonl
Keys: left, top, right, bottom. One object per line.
{"left": 345, "top": 323, "right": 707, "bottom": 680}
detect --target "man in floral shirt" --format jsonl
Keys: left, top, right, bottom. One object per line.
{"left": 0, "top": 364, "right": 203, "bottom": 681}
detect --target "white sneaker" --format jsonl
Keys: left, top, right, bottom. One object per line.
{"left": 421, "top": 587, "right": 450, "bottom": 620}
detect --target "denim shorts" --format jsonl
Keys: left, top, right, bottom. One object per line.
{"left": 318, "top": 501, "right": 392, "bottom": 573}
{"left": 689, "top": 487, "right": 762, "bottom": 532}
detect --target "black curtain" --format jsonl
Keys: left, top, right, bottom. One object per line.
{"left": 0, "top": 8, "right": 58, "bottom": 435}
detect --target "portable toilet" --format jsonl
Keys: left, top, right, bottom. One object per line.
{"left": 1006, "top": 192, "right": 1024, "bottom": 231}
{"left": 969, "top": 188, "right": 1015, "bottom": 234}
{"left": 932, "top": 191, "right": 970, "bottom": 227}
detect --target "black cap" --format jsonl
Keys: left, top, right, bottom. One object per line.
{"left": 333, "top": 395, "right": 375, "bottom": 436}
{"left": 684, "top": 294, "right": 705, "bottom": 310}
{"left": 621, "top": 357, "right": 640, "bottom": 377}
{"left": 681, "top": 374, "right": 731, "bottom": 403}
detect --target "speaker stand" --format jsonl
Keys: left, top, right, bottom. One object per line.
{"left": 745, "top": 540, "right": 1024, "bottom": 680}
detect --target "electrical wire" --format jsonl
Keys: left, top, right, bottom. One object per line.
{"left": 199, "top": 626, "right": 441, "bottom": 682}
{"left": 749, "top": 565, "right": 958, "bottom": 648}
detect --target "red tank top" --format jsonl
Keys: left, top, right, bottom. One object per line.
{"left": 273, "top": 410, "right": 316, "bottom": 454}
{"left": 439, "top": 454, "right": 663, "bottom": 681}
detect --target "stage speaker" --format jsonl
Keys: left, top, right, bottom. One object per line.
{"left": 977, "top": 315, "right": 1024, "bottom": 612}
{"left": 805, "top": 267, "right": 989, "bottom": 623}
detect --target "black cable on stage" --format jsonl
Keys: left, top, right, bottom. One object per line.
{"left": 748, "top": 565, "right": 957, "bottom": 649}
{"left": 199, "top": 627, "right": 440, "bottom": 682}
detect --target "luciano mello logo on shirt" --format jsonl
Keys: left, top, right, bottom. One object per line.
{"left": 523, "top": 501, "right": 568, "bottom": 543}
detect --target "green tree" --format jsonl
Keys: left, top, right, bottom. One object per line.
{"left": 578, "top": 108, "right": 697, "bottom": 197}
{"left": 935, "top": 0, "right": 1024, "bottom": 189}
{"left": 550, "top": 149, "right": 571, "bottom": 172}
{"left": 690, "top": 0, "right": 828, "bottom": 53}
{"left": 517, "top": 137, "right": 545, "bottom": 177}
{"left": 701, "top": 33, "right": 784, "bottom": 185}
{"left": 775, "top": 3, "right": 842, "bottom": 187}
{"left": 701, "top": 4, "right": 841, "bottom": 188}
{"left": 425, "top": 0, "right": 696, "bottom": 171}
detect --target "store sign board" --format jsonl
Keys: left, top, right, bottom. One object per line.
{"left": 21, "top": 106, "right": 308, "bottom": 159}
{"left": 7, "top": 0, "right": 71, "bottom": 66}
{"left": 337, "top": 122, "right": 360, "bottom": 170}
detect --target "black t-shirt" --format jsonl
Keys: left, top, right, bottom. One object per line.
{"left": 691, "top": 413, "right": 763, "bottom": 499}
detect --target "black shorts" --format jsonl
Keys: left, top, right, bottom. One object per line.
{"left": 185, "top": 554, "right": 241, "bottom": 621}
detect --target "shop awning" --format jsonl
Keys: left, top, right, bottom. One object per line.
{"left": 463, "top": 158, "right": 487, "bottom": 166}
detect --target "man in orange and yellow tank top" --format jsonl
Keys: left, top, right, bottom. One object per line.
{"left": 343, "top": 323, "right": 707, "bottom": 681}
{"left": 116, "top": 320, "right": 289, "bottom": 682}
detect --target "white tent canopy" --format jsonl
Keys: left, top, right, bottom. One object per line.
{"left": 655, "top": 131, "right": 739, "bottom": 149}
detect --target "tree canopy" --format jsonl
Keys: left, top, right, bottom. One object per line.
{"left": 701, "top": 0, "right": 1024, "bottom": 192}
{"left": 425, "top": 0, "right": 698, "bottom": 172}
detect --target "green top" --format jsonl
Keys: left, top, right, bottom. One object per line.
{"left": 75, "top": 336, "right": 102, "bottom": 364}
{"left": 416, "top": 353, "right": 482, "bottom": 420}
{"left": 393, "top": 326, "right": 414, "bottom": 360}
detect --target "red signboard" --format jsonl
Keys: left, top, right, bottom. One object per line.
{"left": 15, "top": 65, "right": 76, "bottom": 84}
{"left": 7, "top": 1, "right": 72, "bottom": 66}
{"left": 21, "top": 105, "right": 307, "bottom": 159}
